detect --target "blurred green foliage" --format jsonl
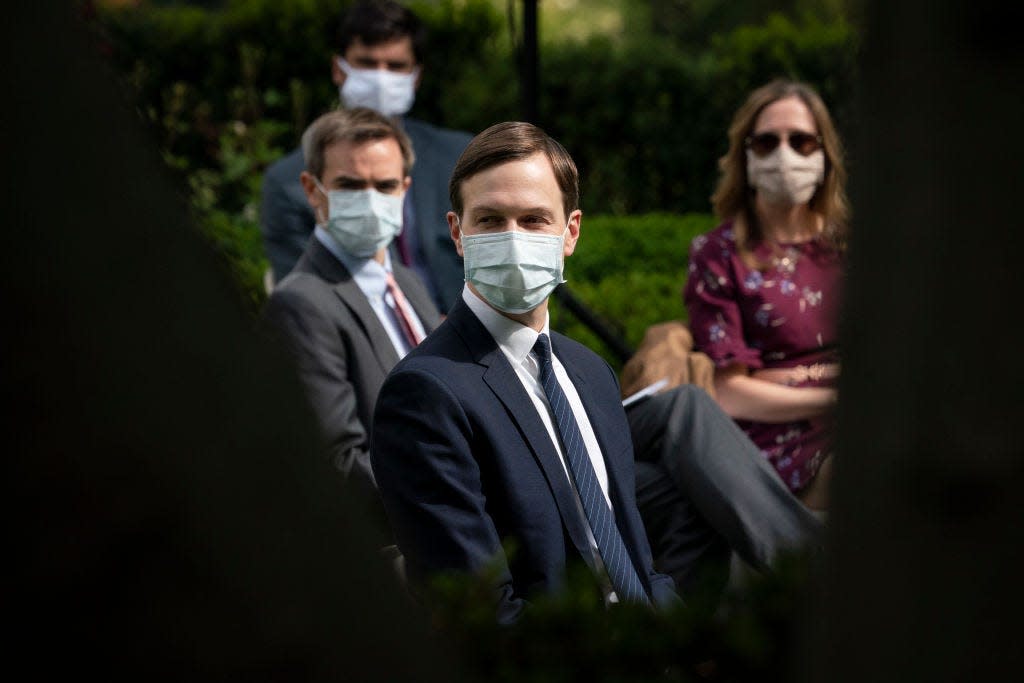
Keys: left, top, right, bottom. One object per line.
{"left": 90, "top": 0, "right": 857, "bottom": 324}
{"left": 537, "top": 14, "right": 858, "bottom": 217}
{"left": 551, "top": 213, "right": 717, "bottom": 369}
{"left": 425, "top": 546, "right": 819, "bottom": 682}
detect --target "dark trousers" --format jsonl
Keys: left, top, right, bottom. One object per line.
{"left": 627, "top": 385, "right": 822, "bottom": 596}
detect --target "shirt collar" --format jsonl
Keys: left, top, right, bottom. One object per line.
{"left": 462, "top": 285, "right": 549, "bottom": 364}
{"left": 315, "top": 226, "right": 393, "bottom": 296}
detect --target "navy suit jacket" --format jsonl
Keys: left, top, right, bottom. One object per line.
{"left": 259, "top": 116, "right": 472, "bottom": 311}
{"left": 370, "top": 298, "right": 678, "bottom": 622}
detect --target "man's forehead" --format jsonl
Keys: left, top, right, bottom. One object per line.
{"left": 345, "top": 35, "right": 415, "bottom": 60}
{"left": 323, "top": 137, "right": 404, "bottom": 170}
{"left": 325, "top": 135, "right": 400, "bottom": 155}
{"left": 462, "top": 155, "right": 560, "bottom": 200}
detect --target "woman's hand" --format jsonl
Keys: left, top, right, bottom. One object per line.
{"left": 714, "top": 363, "right": 838, "bottom": 423}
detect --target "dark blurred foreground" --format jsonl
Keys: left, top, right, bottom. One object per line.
{"left": 804, "top": 0, "right": 1024, "bottom": 680}
{"left": 2, "top": 4, "right": 455, "bottom": 680}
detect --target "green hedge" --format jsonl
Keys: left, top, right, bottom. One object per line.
{"left": 97, "top": 1, "right": 854, "bottom": 217}
{"left": 552, "top": 212, "right": 717, "bottom": 370}
{"left": 426, "top": 547, "right": 818, "bottom": 682}
{"left": 536, "top": 15, "right": 858, "bottom": 216}
{"left": 91, "top": 0, "right": 856, "bottom": 336}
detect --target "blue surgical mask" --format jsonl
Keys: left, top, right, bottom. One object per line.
{"left": 460, "top": 222, "right": 568, "bottom": 314}
{"left": 316, "top": 180, "right": 404, "bottom": 257}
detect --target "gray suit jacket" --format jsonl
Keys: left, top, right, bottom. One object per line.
{"left": 262, "top": 237, "right": 443, "bottom": 501}
{"left": 259, "top": 116, "right": 472, "bottom": 312}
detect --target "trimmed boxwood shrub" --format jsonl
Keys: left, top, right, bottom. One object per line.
{"left": 90, "top": 0, "right": 856, "bottom": 342}
{"left": 552, "top": 212, "right": 718, "bottom": 370}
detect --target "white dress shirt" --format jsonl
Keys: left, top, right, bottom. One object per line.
{"left": 463, "top": 285, "right": 623, "bottom": 601}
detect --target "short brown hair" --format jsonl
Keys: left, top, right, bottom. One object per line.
{"left": 302, "top": 106, "right": 414, "bottom": 180}
{"left": 711, "top": 79, "right": 849, "bottom": 254}
{"left": 337, "top": 0, "right": 426, "bottom": 64}
{"left": 448, "top": 121, "right": 579, "bottom": 219}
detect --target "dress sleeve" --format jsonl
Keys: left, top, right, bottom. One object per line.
{"left": 683, "top": 232, "right": 764, "bottom": 370}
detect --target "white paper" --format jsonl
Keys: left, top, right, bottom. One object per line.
{"left": 621, "top": 377, "right": 670, "bottom": 408}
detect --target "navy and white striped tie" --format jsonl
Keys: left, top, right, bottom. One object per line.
{"left": 532, "top": 333, "right": 649, "bottom": 605}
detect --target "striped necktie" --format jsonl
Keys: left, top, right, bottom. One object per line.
{"left": 384, "top": 271, "right": 424, "bottom": 347}
{"left": 532, "top": 333, "right": 649, "bottom": 605}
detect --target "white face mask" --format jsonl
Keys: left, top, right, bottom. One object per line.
{"left": 337, "top": 58, "right": 419, "bottom": 117}
{"left": 316, "top": 179, "right": 404, "bottom": 257}
{"left": 747, "top": 146, "right": 825, "bottom": 206}
{"left": 460, "top": 221, "right": 569, "bottom": 314}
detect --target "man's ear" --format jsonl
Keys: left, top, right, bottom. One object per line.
{"left": 330, "top": 55, "right": 345, "bottom": 87}
{"left": 300, "top": 171, "right": 326, "bottom": 223}
{"left": 447, "top": 212, "right": 463, "bottom": 257}
{"left": 413, "top": 65, "right": 423, "bottom": 90}
{"left": 563, "top": 209, "right": 582, "bottom": 258}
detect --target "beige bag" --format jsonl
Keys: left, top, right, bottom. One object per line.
{"left": 619, "top": 321, "right": 716, "bottom": 400}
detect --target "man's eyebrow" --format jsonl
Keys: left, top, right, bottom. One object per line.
{"left": 469, "top": 206, "right": 554, "bottom": 216}
{"left": 330, "top": 175, "right": 370, "bottom": 186}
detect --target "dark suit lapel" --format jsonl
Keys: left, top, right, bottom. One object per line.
{"left": 307, "top": 240, "right": 401, "bottom": 372}
{"left": 405, "top": 122, "right": 449, "bottom": 272}
{"left": 447, "top": 302, "right": 596, "bottom": 568}
{"left": 405, "top": 123, "right": 437, "bottom": 246}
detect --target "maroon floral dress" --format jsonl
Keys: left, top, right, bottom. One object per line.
{"left": 683, "top": 221, "right": 844, "bottom": 493}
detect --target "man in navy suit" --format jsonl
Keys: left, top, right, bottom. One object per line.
{"left": 371, "top": 122, "right": 680, "bottom": 622}
{"left": 260, "top": 0, "right": 472, "bottom": 311}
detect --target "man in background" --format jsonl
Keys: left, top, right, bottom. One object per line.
{"left": 261, "top": 0, "right": 472, "bottom": 312}
{"left": 262, "top": 107, "right": 441, "bottom": 540}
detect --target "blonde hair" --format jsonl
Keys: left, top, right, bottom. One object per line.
{"left": 711, "top": 79, "right": 849, "bottom": 258}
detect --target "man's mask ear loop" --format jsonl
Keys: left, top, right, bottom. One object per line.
{"left": 313, "top": 179, "right": 330, "bottom": 225}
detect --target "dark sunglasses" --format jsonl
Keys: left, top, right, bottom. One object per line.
{"left": 745, "top": 131, "right": 823, "bottom": 157}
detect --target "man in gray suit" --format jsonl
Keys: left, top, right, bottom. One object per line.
{"left": 260, "top": 0, "right": 472, "bottom": 312}
{"left": 262, "top": 107, "right": 442, "bottom": 533}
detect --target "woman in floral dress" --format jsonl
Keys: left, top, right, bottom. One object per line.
{"left": 684, "top": 80, "right": 849, "bottom": 511}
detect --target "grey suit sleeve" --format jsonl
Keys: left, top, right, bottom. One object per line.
{"left": 260, "top": 156, "right": 315, "bottom": 284}
{"left": 262, "top": 286, "right": 376, "bottom": 492}
{"left": 371, "top": 367, "right": 526, "bottom": 624}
